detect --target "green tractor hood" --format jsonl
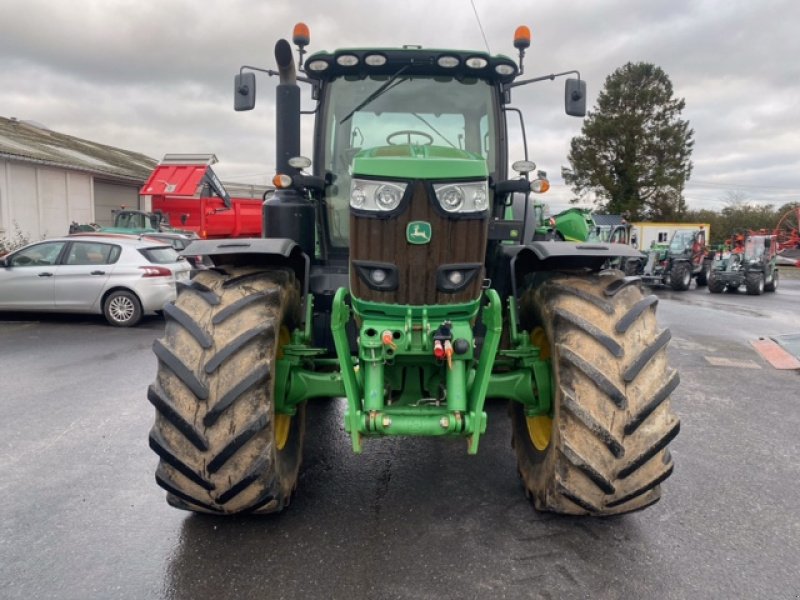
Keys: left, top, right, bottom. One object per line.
{"left": 352, "top": 145, "right": 488, "bottom": 180}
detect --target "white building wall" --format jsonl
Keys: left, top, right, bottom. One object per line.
{"left": 67, "top": 172, "right": 94, "bottom": 225}
{"left": 7, "top": 163, "right": 38, "bottom": 239}
{"left": 0, "top": 160, "right": 94, "bottom": 241}
{"left": 39, "top": 167, "right": 69, "bottom": 238}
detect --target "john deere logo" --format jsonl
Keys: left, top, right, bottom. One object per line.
{"left": 407, "top": 221, "right": 432, "bottom": 244}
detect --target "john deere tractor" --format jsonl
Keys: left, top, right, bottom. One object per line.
{"left": 148, "top": 24, "right": 680, "bottom": 517}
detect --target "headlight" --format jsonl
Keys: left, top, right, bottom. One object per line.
{"left": 433, "top": 182, "right": 489, "bottom": 214}
{"left": 350, "top": 179, "right": 407, "bottom": 212}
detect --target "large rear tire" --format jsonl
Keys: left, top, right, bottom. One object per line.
{"left": 148, "top": 267, "right": 305, "bottom": 515}
{"left": 512, "top": 272, "right": 680, "bottom": 516}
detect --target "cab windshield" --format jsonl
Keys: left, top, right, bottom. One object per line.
{"left": 321, "top": 75, "right": 498, "bottom": 248}
{"left": 744, "top": 236, "right": 766, "bottom": 261}
{"left": 669, "top": 231, "right": 695, "bottom": 253}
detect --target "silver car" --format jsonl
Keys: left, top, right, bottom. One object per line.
{"left": 0, "top": 235, "right": 191, "bottom": 326}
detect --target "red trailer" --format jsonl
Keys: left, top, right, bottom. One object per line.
{"left": 140, "top": 154, "right": 265, "bottom": 239}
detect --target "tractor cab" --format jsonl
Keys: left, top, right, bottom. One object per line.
{"left": 303, "top": 47, "right": 519, "bottom": 303}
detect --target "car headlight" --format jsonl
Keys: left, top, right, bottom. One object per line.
{"left": 350, "top": 179, "right": 407, "bottom": 212}
{"left": 433, "top": 181, "right": 488, "bottom": 214}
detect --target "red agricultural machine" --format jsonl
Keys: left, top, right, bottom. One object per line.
{"left": 141, "top": 154, "right": 265, "bottom": 239}
{"left": 774, "top": 205, "right": 800, "bottom": 251}
{"left": 772, "top": 205, "right": 800, "bottom": 267}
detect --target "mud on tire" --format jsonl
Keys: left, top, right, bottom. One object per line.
{"left": 512, "top": 271, "right": 680, "bottom": 516}
{"left": 148, "top": 267, "right": 305, "bottom": 515}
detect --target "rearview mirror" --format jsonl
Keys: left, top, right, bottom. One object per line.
{"left": 234, "top": 72, "right": 256, "bottom": 111}
{"left": 565, "top": 78, "right": 586, "bottom": 117}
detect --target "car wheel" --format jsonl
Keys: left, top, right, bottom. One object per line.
{"left": 103, "top": 290, "right": 143, "bottom": 327}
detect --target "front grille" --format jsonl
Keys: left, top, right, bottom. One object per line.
{"left": 349, "top": 181, "right": 488, "bottom": 304}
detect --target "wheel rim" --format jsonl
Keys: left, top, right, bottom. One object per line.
{"left": 526, "top": 327, "right": 552, "bottom": 451}
{"left": 275, "top": 325, "right": 292, "bottom": 451}
{"left": 682, "top": 269, "right": 691, "bottom": 286}
{"left": 109, "top": 295, "right": 134, "bottom": 323}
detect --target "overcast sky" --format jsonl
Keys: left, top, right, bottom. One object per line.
{"left": 2, "top": 0, "right": 799, "bottom": 212}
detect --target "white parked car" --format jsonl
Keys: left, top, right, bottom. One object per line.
{"left": 0, "top": 235, "right": 191, "bottom": 326}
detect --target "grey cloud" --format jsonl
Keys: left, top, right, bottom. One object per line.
{"left": 1, "top": 0, "right": 798, "bottom": 209}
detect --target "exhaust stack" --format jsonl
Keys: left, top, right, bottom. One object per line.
{"left": 274, "top": 39, "right": 300, "bottom": 177}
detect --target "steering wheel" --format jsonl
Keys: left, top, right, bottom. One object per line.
{"left": 386, "top": 130, "right": 434, "bottom": 146}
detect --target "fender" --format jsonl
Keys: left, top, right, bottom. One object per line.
{"left": 181, "top": 237, "right": 310, "bottom": 300}
{"left": 498, "top": 241, "right": 645, "bottom": 298}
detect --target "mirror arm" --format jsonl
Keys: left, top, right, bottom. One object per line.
{"left": 239, "top": 65, "right": 314, "bottom": 85}
{"left": 508, "top": 69, "right": 581, "bottom": 89}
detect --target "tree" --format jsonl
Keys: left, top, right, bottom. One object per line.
{"left": 682, "top": 192, "right": 780, "bottom": 245}
{"left": 563, "top": 62, "right": 694, "bottom": 220}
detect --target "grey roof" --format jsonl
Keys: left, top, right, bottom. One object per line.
{"left": 592, "top": 214, "right": 625, "bottom": 227}
{"left": 0, "top": 116, "right": 157, "bottom": 183}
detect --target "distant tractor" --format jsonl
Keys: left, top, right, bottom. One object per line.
{"left": 640, "top": 228, "right": 712, "bottom": 290}
{"left": 147, "top": 24, "right": 680, "bottom": 517}
{"left": 709, "top": 231, "right": 779, "bottom": 295}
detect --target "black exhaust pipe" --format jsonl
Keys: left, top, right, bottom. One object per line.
{"left": 274, "top": 39, "right": 300, "bottom": 176}
{"left": 263, "top": 39, "right": 315, "bottom": 257}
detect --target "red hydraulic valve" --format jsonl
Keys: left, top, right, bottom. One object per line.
{"left": 443, "top": 339, "right": 453, "bottom": 369}
{"left": 381, "top": 330, "right": 397, "bottom": 350}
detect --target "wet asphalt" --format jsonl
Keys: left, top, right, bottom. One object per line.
{"left": 1, "top": 275, "right": 799, "bottom": 600}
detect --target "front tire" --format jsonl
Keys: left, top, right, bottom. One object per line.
{"left": 148, "top": 267, "right": 305, "bottom": 515}
{"left": 764, "top": 269, "right": 778, "bottom": 292}
{"left": 708, "top": 271, "right": 725, "bottom": 294}
{"left": 745, "top": 272, "right": 764, "bottom": 295}
{"left": 670, "top": 262, "right": 691, "bottom": 291}
{"left": 512, "top": 272, "right": 680, "bottom": 516}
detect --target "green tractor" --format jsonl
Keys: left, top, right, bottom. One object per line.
{"left": 148, "top": 25, "right": 680, "bottom": 517}
{"left": 708, "top": 231, "right": 779, "bottom": 295}
{"left": 640, "top": 228, "right": 711, "bottom": 291}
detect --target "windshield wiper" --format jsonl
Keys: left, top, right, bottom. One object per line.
{"left": 339, "top": 66, "right": 409, "bottom": 124}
